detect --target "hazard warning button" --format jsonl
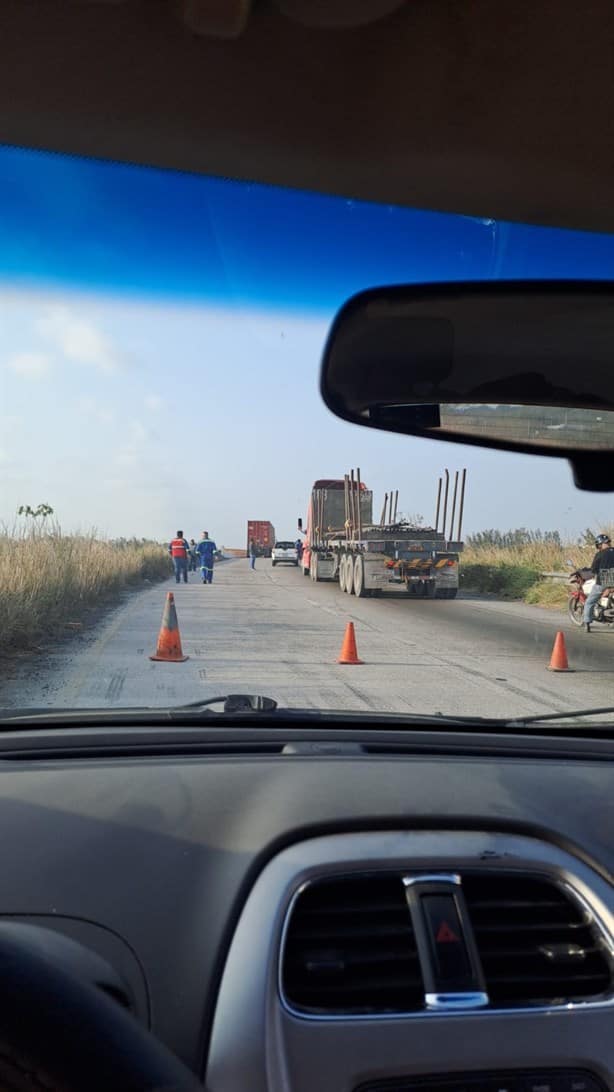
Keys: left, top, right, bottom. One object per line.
{"left": 422, "top": 894, "right": 472, "bottom": 986}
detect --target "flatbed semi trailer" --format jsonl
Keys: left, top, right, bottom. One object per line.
{"left": 299, "top": 468, "right": 466, "bottom": 599}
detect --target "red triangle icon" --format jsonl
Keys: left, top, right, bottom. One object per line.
{"left": 436, "top": 920, "right": 459, "bottom": 943}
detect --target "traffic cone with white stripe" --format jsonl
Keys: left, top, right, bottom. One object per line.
{"left": 150, "top": 592, "right": 188, "bottom": 662}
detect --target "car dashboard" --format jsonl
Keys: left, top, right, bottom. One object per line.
{"left": 0, "top": 723, "right": 611, "bottom": 1091}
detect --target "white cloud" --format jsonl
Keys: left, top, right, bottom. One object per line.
{"left": 144, "top": 394, "right": 163, "bottom": 412}
{"left": 6, "top": 351, "right": 51, "bottom": 379}
{"left": 37, "top": 305, "right": 121, "bottom": 374}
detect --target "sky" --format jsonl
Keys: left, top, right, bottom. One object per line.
{"left": 2, "top": 145, "right": 614, "bottom": 545}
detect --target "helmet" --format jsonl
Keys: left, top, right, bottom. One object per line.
{"left": 595, "top": 533, "right": 611, "bottom": 546}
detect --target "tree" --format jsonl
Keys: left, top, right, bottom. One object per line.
{"left": 17, "top": 503, "right": 54, "bottom": 520}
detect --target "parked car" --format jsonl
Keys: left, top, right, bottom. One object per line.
{"left": 271, "top": 541, "right": 299, "bottom": 566}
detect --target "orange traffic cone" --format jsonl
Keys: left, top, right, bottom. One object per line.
{"left": 337, "top": 621, "right": 363, "bottom": 664}
{"left": 547, "top": 630, "right": 571, "bottom": 672}
{"left": 150, "top": 592, "right": 189, "bottom": 662}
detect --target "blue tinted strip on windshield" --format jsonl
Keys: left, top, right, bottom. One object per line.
{"left": 1, "top": 145, "right": 614, "bottom": 308}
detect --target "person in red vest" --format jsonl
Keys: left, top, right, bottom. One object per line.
{"left": 168, "top": 530, "right": 190, "bottom": 584}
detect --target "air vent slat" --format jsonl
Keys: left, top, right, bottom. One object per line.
{"left": 282, "top": 874, "right": 423, "bottom": 1014}
{"left": 463, "top": 873, "right": 612, "bottom": 1005}
{"left": 473, "top": 921, "right": 588, "bottom": 934}
{"left": 478, "top": 944, "right": 603, "bottom": 960}
{"left": 290, "top": 924, "right": 412, "bottom": 941}
{"left": 285, "top": 947, "right": 419, "bottom": 967}
{"left": 482, "top": 971, "right": 608, "bottom": 986}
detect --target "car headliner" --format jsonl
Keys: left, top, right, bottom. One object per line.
{"left": 0, "top": 0, "right": 611, "bottom": 236}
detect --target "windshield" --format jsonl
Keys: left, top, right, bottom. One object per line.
{"left": 2, "top": 145, "right": 614, "bottom": 722}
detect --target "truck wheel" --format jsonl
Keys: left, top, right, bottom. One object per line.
{"left": 338, "top": 555, "right": 347, "bottom": 593}
{"left": 354, "top": 555, "right": 368, "bottom": 597}
{"left": 347, "top": 555, "right": 355, "bottom": 594}
{"left": 272, "top": 561, "right": 276, "bottom": 567}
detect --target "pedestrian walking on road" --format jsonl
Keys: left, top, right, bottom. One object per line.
{"left": 196, "top": 530, "right": 217, "bottom": 584}
{"left": 169, "top": 531, "right": 190, "bottom": 584}
{"left": 249, "top": 538, "right": 257, "bottom": 570}
{"left": 188, "top": 539, "right": 198, "bottom": 572}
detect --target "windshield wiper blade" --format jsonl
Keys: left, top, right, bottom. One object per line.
{"left": 0, "top": 705, "right": 502, "bottom": 729}
{"left": 507, "top": 704, "right": 614, "bottom": 725}
{"left": 1, "top": 702, "right": 611, "bottom": 732}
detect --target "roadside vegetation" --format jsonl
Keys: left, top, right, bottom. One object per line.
{"left": 0, "top": 513, "right": 171, "bottom": 654}
{"left": 459, "top": 527, "right": 609, "bottom": 608}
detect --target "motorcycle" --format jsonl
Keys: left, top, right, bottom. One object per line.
{"left": 566, "top": 559, "right": 614, "bottom": 626}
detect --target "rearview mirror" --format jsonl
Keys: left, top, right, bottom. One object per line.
{"left": 320, "top": 281, "right": 614, "bottom": 491}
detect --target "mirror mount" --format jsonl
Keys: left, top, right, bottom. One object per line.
{"left": 570, "top": 452, "right": 614, "bottom": 492}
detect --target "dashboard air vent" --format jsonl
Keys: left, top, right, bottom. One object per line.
{"left": 282, "top": 874, "right": 422, "bottom": 1014}
{"left": 463, "top": 873, "right": 612, "bottom": 1004}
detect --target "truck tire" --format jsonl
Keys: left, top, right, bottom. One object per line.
{"left": 338, "top": 554, "right": 347, "bottom": 593}
{"left": 272, "top": 561, "right": 277, "bottom": 567}
{"left": 354, "top": 555, "right": 368, "bottom": 597}
{"left": 347, "top": 554, "right": 355, "bottom": 595}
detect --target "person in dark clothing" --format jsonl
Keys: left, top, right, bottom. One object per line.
{"left": 248, "top": 538, "right": 257, "bottom": 570}
{"left": 169, "top": 531, "right": 190, "bottom": 584}
{"left": 188, "top": 539, "right": 198, "bottom": 571}
{"left": 583, "top": 533, "right": 614, "bottom": 631}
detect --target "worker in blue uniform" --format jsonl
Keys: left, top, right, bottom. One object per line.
{"left": 196, "top": 531, "right": 217, "bottom": 584}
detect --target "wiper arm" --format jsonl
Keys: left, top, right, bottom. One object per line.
{"left": 507, "top": 704, "right": 614, "bottom": 726}
{"left": 176, "top": 694, "right": 278, "bottom": 713}
{"left": 0, "top": 694, "right": 281, "bottom": 726}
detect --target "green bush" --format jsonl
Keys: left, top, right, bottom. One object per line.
{"left": 461, "top": 562, "right": 541, "bottom": 598}
{"left": 524, "top": 582, "right": 569, "bottom": 609}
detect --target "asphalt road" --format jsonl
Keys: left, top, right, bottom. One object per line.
{"left": 1, "top": 558, "right": 613, "bottom": 719}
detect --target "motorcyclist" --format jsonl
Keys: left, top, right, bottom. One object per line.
{"left": 583, "top": 533, "right": 614, "bottom": 632}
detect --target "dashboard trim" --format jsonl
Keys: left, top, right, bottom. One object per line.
{"left": 207, "top": 829, "right": 614, "bottom": 1092}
